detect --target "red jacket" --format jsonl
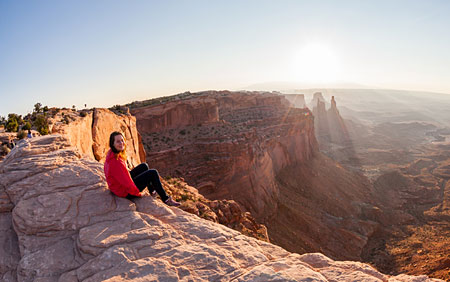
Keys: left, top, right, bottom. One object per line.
{"left": 104, "top": 149, "right": 141, "bottom": 197}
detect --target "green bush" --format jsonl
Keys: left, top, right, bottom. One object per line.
{"left": 34, "top": 115, "right": 49, "bottom": 135}
{"left": 34, "top": 103, "right": 42, "bottom": 113}
{"left": 6, "top": 119, "right": 18, "bottom": 132}
{"left": 16, "top": 130, "right": 27, "bottom": 139}
{"left": 180, "top": 194, "right": 190, "bottom": 201}
{"left": 22, "top": 122, "right": 31, "bottom": 131}
{"left": 5, "top": 113, "right": 23, "bottom": 132}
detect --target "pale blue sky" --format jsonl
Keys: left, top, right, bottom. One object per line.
{"left": 1, "top": 0, "right": 450, "bottom": 116}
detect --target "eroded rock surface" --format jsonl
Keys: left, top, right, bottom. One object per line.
{"left": 0, "top": 135, "right": 442, "bottom": 282}
{"left": 49, "top": 108, "right": 145, "bottom": 168}
{"left": 162, "top": 177, "right": 269, "bottom": 242}
{"left": 130, "top": 91, "right": 379, "bottom": 262}
{"left": 131, "top": 91, "right": 317, "bottom": 220}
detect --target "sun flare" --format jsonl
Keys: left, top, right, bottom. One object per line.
{"left": 291, "top": 43, "right": 341, "bottom": 84}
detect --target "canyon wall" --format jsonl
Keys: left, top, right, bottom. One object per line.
{"left": 131, "top": 91, "right": 318, "bottom": 220}
{"left": 131, "top": 91, "right": 382, "bottom": 261}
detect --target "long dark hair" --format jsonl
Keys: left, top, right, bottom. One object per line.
{"left": 109, "top": 131, "right": 127, "bottom": 160}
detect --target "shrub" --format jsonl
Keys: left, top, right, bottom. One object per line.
{"left": 180, "top": 194, "right": 190, "bottom": 201}
{"left": 34, "top": 115, "right": 49, "bottom": 135}
{"left": 6, "top": 119, "right": 18, "bottom": 132}
{"left": 16, "top": 130, "right": 27, "bottom": 139}
{"left": 22, "top": 122, "right": 31, "bottom": 131}
{"left": 5, "top": 113, "right": 23, "bottom": 132}
{"left": 80, "top": 111, "right": 87, "bottom": 117}
{"left": 34, "top": 103, "right": 42, "bottom": 113}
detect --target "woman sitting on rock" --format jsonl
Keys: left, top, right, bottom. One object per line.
{"left": 103, "top": 131, "right": 180, "bottom": 206}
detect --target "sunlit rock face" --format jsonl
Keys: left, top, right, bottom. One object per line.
{"left": 131, "top": 91, "right": 318, "bottom": 220}
{"left": 47, "top": 105, "right": 268, "bottom": 242}
{"left": 49, "top": 108, "right": 146, "bottom": 168}
{"left": 0, "top": 135, "right": 442, "bottom": 282}
{"left": 130, "top": 91, "right": 382, "bottom": 262}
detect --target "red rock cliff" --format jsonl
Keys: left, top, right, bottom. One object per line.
{"left": 49, "top": 108, "right": 146, "bottom": 168}
{"left": 131, "top": 91, "right": 382, "bottom": 262}
{"left": 131, "top": 91, "right": 318, "bottom": 220}
{"left": 130, "top": 96, "right": 219, "bottom": 133}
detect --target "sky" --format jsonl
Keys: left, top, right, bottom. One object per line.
{"left": 1, "top": 0, "right": 450, "bottom": 116}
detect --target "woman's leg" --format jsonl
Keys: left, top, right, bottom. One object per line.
{"left": 132, "top": 169, "right": 169, "bottom": 202}
{"left": 129, "top": 163, "right": 149, "bottom": 179}
{"left": 126, "top": 164, "right": 149, "bottom": 200}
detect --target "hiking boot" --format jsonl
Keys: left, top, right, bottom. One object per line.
{"left": 164, "top": 196, "right": 180, "bottom": 207}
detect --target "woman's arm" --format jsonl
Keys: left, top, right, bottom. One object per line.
{"left": 110, "top": 159, "right": 142, "bottom": 197}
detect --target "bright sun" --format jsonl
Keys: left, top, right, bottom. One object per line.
{"left": 291, "top": 43, "right": 341, "bottom": 84}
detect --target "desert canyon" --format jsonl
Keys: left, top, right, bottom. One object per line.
{"left": 0, "top": 89, "right": 448, "bottom": 281}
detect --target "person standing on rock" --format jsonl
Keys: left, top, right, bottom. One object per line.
{"left": 104, "top": 131, "right": 180, "bottom": 206}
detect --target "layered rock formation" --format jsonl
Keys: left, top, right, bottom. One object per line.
{"left": 47, "top": 107, "right": 267, "bottom": 242}
{"left": 130, "top": 91, "right": 385, "bottom": 262}
{"left": 267, "top": 153, "right": 379, "bottom": 261}
{"left": 161, "top": 177, "right": 269, "bottom": 242}
{"left": 132, "top": 91, "right": 317, "bottom": 221}
{"left": 49, "top": 108, "right": 145, "bottom": 168}
{"left": 130, "top": 96, "right": 219, "bottom": 133}
{"left": 0, "top": 135, "right": 442, "bottom": 281}
{"left": 311, "top": 94, "right": 351, "bottom": 146}
{"left": 361, "top": 142, "right": 450, "bottom": 280}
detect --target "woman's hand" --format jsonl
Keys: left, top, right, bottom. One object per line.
{"left": 140, "top": 190, "right": 150, "bottom": 197}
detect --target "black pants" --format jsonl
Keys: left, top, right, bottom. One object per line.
{"left": 127, "top": 163, "right": 169, "bottom": 202}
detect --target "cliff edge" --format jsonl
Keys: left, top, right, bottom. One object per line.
{"left": 0, "top": 135, "right": 442, "bottom": 281}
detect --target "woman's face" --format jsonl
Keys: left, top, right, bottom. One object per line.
{"left": 113, "top": 134, "right": 126, "bottom": 152}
